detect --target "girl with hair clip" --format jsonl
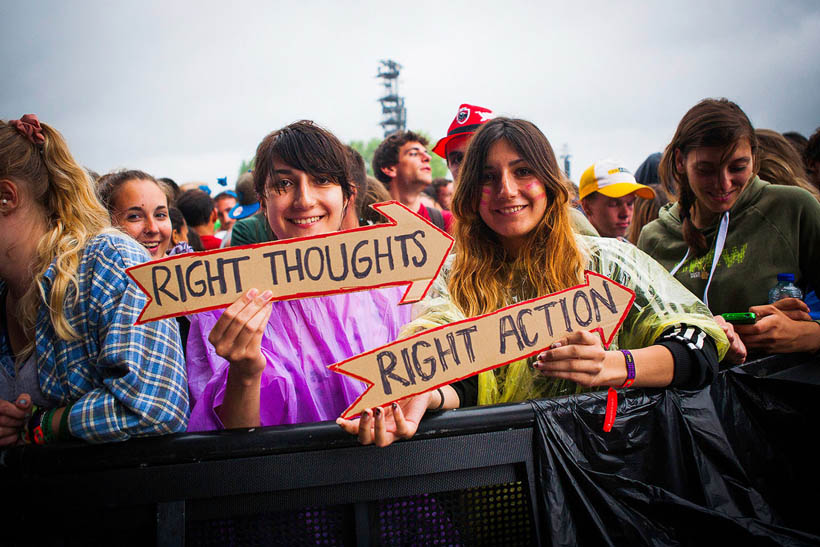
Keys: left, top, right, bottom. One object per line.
{"left": 185, "top": 121, "right": 412, "bottom": 430}
{"left": 638, "top": 99, "right": 820, "bottom": 359}
{"left": 339, "top": 117, "right": 729, "bottom": 447}
{"left": 0, "top": 115, "right": 189, "bottom": 445}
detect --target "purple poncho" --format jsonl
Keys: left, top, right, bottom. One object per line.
{"left": 186, "top": 286, "right": 412, "bottom": 431}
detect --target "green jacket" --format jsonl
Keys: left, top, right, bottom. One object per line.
{"left": 637, "top": 177, "right": 820, "bottom": 315}
{"left": 229, "top": 212, "right": 275, "bottom": 247}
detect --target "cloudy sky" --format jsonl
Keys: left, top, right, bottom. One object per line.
{"left": 3, "top": 1, "right": 818, "bottom": 190}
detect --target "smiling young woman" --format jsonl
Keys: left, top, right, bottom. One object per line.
{"left": 185, "top": 121, "right": 412, "bottom": 431}
{"left": 339, "top": 117, "right": 729, "bottom": 447}
{"left": 97, "top": 170, "right": 173, "bottom": 260}
{"left": 638, "top": 98, "right": 820, "bottom": 357}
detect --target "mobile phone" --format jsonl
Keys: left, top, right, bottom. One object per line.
{"left": 721, "top": 312, "right": 756, "bottom": 325}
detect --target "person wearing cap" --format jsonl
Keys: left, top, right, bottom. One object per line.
{"left": 433, "top": 104, "right": 495, "bottom": 182}
{"left": 433, "top": 103, "right": 599, "bottom": 237}
{"left": 226, "top": 171, "right": 276, "bottom": 247}
{"left": 372, "top": 130, "right": 454, "bottom": 233}
{"left": 214, "top": 190, "right": 238, "bottom": 238}
{"left": 579, "top": 160, "right": 656, "bottom": 240}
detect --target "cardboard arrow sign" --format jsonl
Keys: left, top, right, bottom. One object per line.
{"left": 330, "top": 271, "right": 635, "bottom": 419}
{"left": 126, "top": 201, "right": 454, "bottom": 324}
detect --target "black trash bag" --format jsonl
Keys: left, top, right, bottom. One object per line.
{"left": 712, "top": 353, "right": 820, "bottom": 537}
{"left": 531, "top": 384, "right": 819, "bottom": 546}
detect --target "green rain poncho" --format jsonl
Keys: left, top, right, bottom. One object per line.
{"left": 401, "top": 236, "right": 729, "bottom": 406}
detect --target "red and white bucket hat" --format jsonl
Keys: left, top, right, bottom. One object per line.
{"left": 432, "top": 104, "right": 495, "bottom": 158}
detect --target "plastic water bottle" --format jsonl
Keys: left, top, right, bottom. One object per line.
{"left": 768, "top": 273, "right": 803, "bottom": 304}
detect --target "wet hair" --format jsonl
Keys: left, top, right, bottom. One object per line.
{"left": 97, "top": 169, "right": 170, "bottom": 219}
{"left": 659, "top": 98, "right": 758, "bottom": 256}
{"left": 0, "top": 117, "right": 110, "bottom": 353}
{"left": 627, "top": 184, "right": 670, "bottom": 244}
{"left": 253, "top": 120, "right": 353, "bottom": 202}
{"left": 756, "top": 129, "right": 820, "bottom": 202}
{"left": 372, "top": 130, "right": 429, "bottom": 184}
{"left": 176, "top": 189, "right": 215, "bottom": 228}
{"left": 449, "top": 117, "right": 584, "bottom": 317}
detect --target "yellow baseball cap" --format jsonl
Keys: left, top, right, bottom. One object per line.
{"left": 579, "top": 160, "right": 656, "bottom": 200}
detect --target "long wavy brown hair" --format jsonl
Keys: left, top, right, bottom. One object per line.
{"left": 659, "top": 98, "right": 759, "bottom": 256}
{"left": 448, "top": 118, "right": 584, "bottom": 317}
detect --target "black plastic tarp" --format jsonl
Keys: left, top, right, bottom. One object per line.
{"left": 531, "top": 352, "right": 820, "bottom": 546}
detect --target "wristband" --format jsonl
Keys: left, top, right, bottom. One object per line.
{"left": 58, "top": 404, "right": 73, "bottom": 441}
{"left": 41, "top": 408, "right": 55, "bottom": 444}
{"left": 620, "top": 349, "right": 636, "bottom": 388}
{"left": 27, "top": 406, "right": 48, "bottom": 445}
{"left": 431, "top": 388, "right": 445, "bottom": 411}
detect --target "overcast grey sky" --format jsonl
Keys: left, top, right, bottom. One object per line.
{"left": 3, "top": 0, "right": 819, "bottom": 190}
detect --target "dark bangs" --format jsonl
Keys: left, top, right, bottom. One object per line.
{"left": 253, "top": 120, "right": 353, "bottom": 199}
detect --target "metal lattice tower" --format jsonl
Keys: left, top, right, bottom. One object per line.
{"left": 377, "top": 59, "right": 406, "bottom": 137}
{"left": 560, "top": 143, "right": 572, "bottom": 180}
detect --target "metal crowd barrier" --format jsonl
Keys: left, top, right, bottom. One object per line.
{"left": 2, "top": 352, "right": 817, "bottom": 546}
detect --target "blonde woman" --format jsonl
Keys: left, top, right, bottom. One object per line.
{"left": 0, "top": 115, "right": 188, "bottom": 445}
{"left": 340, "top": 117, "right": 728, "bottom": 446}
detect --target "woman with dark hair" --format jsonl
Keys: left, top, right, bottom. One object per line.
{"left": 340, "top": 117, "right": 728, "bottom": 446}
{"left": 638, "top": 98, "right": 820, "bottom": 356}
{"left": 186, "top": 121, "right": 412, "bottom": 430}
{"left": 0, "top": 115, "right": 188, "bottom": 444}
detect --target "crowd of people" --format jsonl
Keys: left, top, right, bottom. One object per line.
{"left": 1, "top": 98, "right": 818, "bottom": 447}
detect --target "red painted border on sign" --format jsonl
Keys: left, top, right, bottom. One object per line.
{"left": 126, "top": 201, "right": 454, "bottom": 324}
{"left": 330, "top": 271, "right": 636, "bottom": 419}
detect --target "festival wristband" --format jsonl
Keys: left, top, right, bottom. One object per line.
{"left": 604, "top": 350, "right": 637, "bottom": 432}
{"left": 620, "top": 349, "right": 636, "bottom": 388}
{"left": 604, "top": 388, "right": 618, "bottom": 432}
{"left": 27, "top": 406, "right": 48, "bottom": 445}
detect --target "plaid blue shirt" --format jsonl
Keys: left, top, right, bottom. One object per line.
{"left": 0, "top": 232, "right": 189, "bottom": 442}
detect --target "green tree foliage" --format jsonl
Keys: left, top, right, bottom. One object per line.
{"left": 348, "top": 137, "right": 383, "bottom": 176}
{"left": 238, "top": 157, "right": 254, "bottom": 177}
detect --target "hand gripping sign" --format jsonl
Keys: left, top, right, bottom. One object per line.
{"left": 126, "top": 202, "right": 454, "bottom": 324}
{"left": 330, "top": 271, "right": 635, "bottom": 419}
